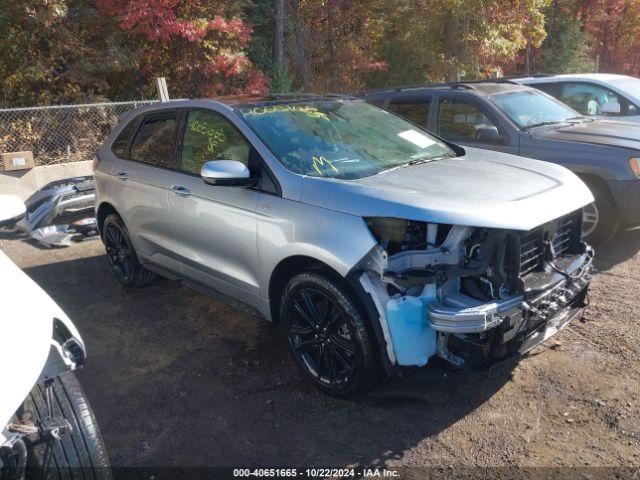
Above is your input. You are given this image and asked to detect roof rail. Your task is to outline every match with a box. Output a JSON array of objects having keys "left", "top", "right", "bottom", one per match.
[
  {"left": 500, "top": 73, "right": 554, "bottom": 80},
  {"left": 361, "top": 82, "right": 475, "bottom": 96},
  {"left": 361, "top": 78, "right": 521, "bottom": 96}
]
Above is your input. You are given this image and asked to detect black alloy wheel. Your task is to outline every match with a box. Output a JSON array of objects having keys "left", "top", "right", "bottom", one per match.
[
  {"left": 104, "top": 221, "right": 134, "bottom": 283},
  {"left": 102, "top": 214, "right": 156, "bottom": 287},
  {"left": 282, "top": 271, "right": 379, "bottom": 395}
]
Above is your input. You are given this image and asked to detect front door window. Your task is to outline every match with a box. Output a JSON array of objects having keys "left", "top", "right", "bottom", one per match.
[
  {"left": 180, "top": 110, "right": 251, "bottom": 175},
  {"left": 437, "top": 98, "right": 501, "bottom": 143}
]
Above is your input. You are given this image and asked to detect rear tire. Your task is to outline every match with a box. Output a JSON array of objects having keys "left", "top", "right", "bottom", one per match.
[
  {"left": 22, "top": 372, "right": 111, "bottom": 479},
  {"left": 102, "top": 214, "right": 156, "bottom": 287},
  {"left": 281, "top": 271, "right": 380, "bottom": 396},
  {"left": 581, "top": 179, "right": 618, "bottom": 245}
]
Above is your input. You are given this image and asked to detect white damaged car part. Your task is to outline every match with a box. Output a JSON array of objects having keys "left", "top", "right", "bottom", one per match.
[{"left": 0, "top": 195, "right": 111, "bottom": 479}]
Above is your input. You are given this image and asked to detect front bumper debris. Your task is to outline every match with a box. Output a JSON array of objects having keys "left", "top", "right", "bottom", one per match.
[
  {"left": 429, "top": 250, "right": 593, "bottom": 336},
  {"left": 517, "top": 303, "right": 584, "bottom": 354},
  {"left": 427, "top": 294, "right": 523, "bottom": 333}
]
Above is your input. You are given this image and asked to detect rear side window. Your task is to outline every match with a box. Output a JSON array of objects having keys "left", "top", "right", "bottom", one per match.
[
  {"left": 180, "top": 110, "right": 250, "bottom": 175},
  {"left": 130, "top": 114, "right": 178, "bottom": 168},
  {"left": 389, "top": 100, "right": 430, "bottom": 127},
  {"left": 111, "top": 119, "right": 138, "bottom": 158},
  {"left": 557, "top": 82, "right": 627, "bottom": 116}
]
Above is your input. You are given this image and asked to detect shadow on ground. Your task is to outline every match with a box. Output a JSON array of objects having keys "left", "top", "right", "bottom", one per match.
[
  {"left": 24, "top": 253, "right": 515, "bottom": 468},
  {"left": 594, "top": 227, "right": 640, "bottom": 272}
]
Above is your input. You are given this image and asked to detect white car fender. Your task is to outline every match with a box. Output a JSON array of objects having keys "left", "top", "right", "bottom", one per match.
[{"left": 0, "top": 250, "right": 85, "bottom": 444}]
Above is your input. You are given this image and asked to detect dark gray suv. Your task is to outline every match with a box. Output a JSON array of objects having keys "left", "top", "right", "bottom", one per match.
[{"left": 363, "top": 81, "right": 640, "bottom": 244}]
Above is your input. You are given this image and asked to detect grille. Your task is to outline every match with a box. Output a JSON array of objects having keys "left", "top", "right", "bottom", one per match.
[
  {"left": 519, "top": 231, "right": 543, "bottom": 276},
  {"left": 552, "top": 216, "right": 574, "bottom": 255},
  {"left": 518, "top": 212, "right": 579, "bottom": 277}
]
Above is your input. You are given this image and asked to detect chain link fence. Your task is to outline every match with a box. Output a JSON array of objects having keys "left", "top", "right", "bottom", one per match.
[{"left": 0, "top": 100, "right": 158, "bottom": 171}]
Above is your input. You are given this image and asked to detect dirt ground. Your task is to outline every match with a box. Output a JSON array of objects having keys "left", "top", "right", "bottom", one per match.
[{"left": 2, "top": 229, "right": 639, "bottom": 473}]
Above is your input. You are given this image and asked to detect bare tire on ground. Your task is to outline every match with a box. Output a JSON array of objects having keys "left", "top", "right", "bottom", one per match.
[
  {"left": 22, "top": 372, "right": 112, "bottom": 479},
  {"left": 281, "top": 270, "right": 380, "bottom": 396},
  {"left": 102, "top": 213, "right": 156, "bottom": 287}
]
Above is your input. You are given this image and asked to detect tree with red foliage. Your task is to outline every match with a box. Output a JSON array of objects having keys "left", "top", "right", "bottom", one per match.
[
  {"left": 577, "top": 0, "right": 640, "bottom": 75},
  {"left": 94, "top": 0, "right": 267, "bottom": 97}
]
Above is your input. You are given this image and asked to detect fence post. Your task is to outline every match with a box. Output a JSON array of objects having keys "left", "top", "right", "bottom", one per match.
[{"left": 156, "top": 78, "right": 170, "bottom": 102}]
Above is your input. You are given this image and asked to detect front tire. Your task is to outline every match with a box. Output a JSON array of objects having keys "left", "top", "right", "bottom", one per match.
[
  {"left": 22, "top": 372, "right": 112, "bottom": 479},
  {"left": 102, "top": 214, "right": 156, "bottom": 287},
  {"left": 281, "top": 271, "right": 380, "bottom": 396},
  {"left": 581, "top": 179, "right": 618, "bottom": 245}
]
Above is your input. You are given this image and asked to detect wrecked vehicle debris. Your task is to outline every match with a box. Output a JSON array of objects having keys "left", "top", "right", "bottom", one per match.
[
  {"left": 29, "top": 218, "right": 98, "bottom": 247},
  {"left": 358, "top": 210, "right": 593, "bottom": 369},
  {"left": 14, "top": 176, "right": 98, "bottom": 246},
  {"left": 95, "top": 96, "right": 594, "bottom": 395}
]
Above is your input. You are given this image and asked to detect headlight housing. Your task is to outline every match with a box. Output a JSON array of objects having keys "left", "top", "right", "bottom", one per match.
[{"left": 629, "top": 157, "right": 640, "bottom": 179}]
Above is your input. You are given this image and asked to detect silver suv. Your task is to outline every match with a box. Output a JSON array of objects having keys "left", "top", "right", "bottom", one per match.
[{"left": 94, "top": 95, "right": 595, "bottom": 395}]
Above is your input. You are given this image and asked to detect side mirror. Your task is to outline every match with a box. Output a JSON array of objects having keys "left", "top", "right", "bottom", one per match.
[
  {"left": 201, "top": 160, "right": 258, "bottom": 187},
  {"left": 0, "top": 194, "right": 26, "bottom": 228},
  {"left": 475, "top": 125, "right": 504, "bottom": 144},
  {"left": 600, "top": 100, "right": 621, "bottom": 115}
]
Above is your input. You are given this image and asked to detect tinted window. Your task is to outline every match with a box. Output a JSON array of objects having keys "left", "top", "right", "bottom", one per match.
[
  {"left": 558, "top": 82, "right": 625, "bottom": 116},
  {"left": 180, "top": 110, "right": 250, "bottom": 175},
  {"left": 438, "top": 99, "right": 499, "bottom": 141},
  {"left": 130, "top": 115, "right": 177, "bottom": 168},
  {"left": 238, "top": 101, "right": 454, "bottom": 180},
  {"left": 492, "top": 89, "right": 579, "bottom": 128},
  {"left": 609, "top": 77, "right": 640, "bottom": 113},
  {"left": 389, "top": 100, "right": 430, "bottom": 127},
  {"left": 111, "top": 119, "right": 138, "bottom": 158},
  {"left": 532, "top": 82, "right": 559, "bottom": 96}
]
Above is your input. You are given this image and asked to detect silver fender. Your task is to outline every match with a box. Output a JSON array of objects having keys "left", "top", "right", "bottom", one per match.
[{"left": 256, "top": 193, "right": 376, "bottom": 319}]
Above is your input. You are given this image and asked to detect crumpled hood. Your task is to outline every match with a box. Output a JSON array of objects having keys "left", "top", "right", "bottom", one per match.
[
  {"left": 300, "top": 147, "right": 593, "bottom": 231},
  {"left": 533, "top": 119, "right": 640, "bottom": 151}
]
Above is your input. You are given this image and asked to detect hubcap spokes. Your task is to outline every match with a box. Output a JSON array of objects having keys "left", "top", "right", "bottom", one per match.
[
  {"left": 582, "top": 202, "right": 599, "bottom": 238},
  {"left": 105, "top": 224, "right": 132, "bottom": 281},
  {"left": 288, "top": 288, "right": 356, "bottom": 387}
]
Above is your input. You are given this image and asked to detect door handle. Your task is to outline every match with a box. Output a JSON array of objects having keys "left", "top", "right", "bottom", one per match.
[
  {"left": 170, "top": 185, "right": 191, "bottom": 197},
  {"left": 115, "top": 171, "right": 128, "bottom": 181}
]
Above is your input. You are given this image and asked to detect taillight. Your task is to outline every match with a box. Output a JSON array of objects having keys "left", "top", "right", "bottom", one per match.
[{"left": 92, "top": 153, "right": 102, "bottom": 171}]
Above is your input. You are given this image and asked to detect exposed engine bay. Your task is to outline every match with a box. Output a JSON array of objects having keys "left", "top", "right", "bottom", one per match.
[{"left": 356, "top": 209, "right": 594, "bottom": 368}]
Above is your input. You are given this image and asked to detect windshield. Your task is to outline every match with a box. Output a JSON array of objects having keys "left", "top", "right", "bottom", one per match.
[
  {"left": 491, "top": 89, "right": 582, "bottom": 129},
  {"left": 610, "top": 77, "right": 640, "bottom": 101},
  {"left": 237, "top": 100, "right": 455, "bottom": 180}
]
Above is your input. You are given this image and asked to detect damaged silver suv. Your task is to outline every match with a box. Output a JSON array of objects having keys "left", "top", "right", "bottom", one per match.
[{"left": 94, "top": 95, "right": 595, "bottom": 395}]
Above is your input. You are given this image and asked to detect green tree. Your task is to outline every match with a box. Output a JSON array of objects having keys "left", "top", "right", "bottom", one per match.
[
  {"left": 533, "top": 0, "right": 595, "bottom": 73},
  {"left": 369, "top": 0, "right": 549, "bottom": 88}
]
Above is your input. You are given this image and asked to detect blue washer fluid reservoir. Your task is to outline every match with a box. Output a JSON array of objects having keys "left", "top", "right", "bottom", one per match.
[{"left": 386, "top": 284, "right": 438, "bottom": 366}]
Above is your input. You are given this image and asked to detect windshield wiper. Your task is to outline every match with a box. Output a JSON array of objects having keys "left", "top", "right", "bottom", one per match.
[
  {"left": 379, "top": 154, "right": 454, "bottom": 174},
  {"left": 527, "top": 116, "right": 592, "bottom": 129},
  {"left": 402, "top": 154, "right": 453, "bottom": 168},
  {"left": 526, "top": 120, "right": 563, "bottom": 129},
  {"left": 567, "top": 115, "right": 593, "bottom": 123}
]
